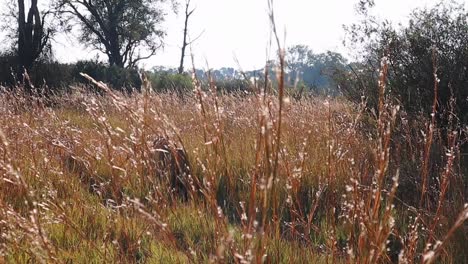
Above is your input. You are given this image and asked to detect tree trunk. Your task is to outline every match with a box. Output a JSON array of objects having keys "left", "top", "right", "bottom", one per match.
[
  {"left": 178, "top": 17, "right": 188, "bottom": 74},
  {"left": 178, "top": 0, "right": 193, "bottom": 74},
  {"left": 107, "top": 14, "right": 124, "bottom": 68},
  {"left": 17, "top": 0, "right": 46, "bottom": 89}
]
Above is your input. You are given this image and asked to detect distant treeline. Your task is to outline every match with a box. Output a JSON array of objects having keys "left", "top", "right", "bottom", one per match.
[
  {"left": 1, "top": 1, "right": 467, "bottom": 129},
  {"left": 0, "top": 50, "right": 345, "bottom": 96},
  {"left": 0, "top": 54, "right": 140, "bottom": 93}
]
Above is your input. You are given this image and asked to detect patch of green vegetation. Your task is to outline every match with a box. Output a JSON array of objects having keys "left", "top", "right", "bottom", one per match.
[{"left": 167, "top": 205, "right": 217, "bottom": 262}]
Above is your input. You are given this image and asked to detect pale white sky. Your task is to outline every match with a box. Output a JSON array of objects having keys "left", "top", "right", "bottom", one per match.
[{"left": 1, "top": 0, "right": 460, "bottom": 70}]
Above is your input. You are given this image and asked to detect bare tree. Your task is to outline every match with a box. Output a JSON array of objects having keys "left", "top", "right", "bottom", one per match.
[{"left": 178, "top": 0, "right": 202, "bottom": 74}]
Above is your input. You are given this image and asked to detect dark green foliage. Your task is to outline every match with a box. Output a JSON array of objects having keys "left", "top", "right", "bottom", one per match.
[
  {"left": 214, "top": 79, "right": 251, "bottom": 93},
  {"left": 148, "top": 72, "right": 194, "bottom": 93},
  {"left": 0, "top": 52, "right": 18, "bottom": 86},
  {"left": 73, "top": 60, "right": 142, "bottom": 92},
  {"left": 0, "top": 52, "right": 73, "bottom": 89},
  {"left": 339, "top": 1, "right": 468, "bottom": 125},
  {"left": 32, "top": 62, "right": 74, "bottom": 90},
  {"left": 0, "top": 55, "right": 141, "bottom": 92}
]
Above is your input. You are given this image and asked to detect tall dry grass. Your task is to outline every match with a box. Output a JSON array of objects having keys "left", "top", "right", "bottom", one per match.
[
  {"left": 0, "top": 12, "right": 467, "bottom": 262},
  {"left": 0, "top": 58, "right": 466, "bottom": 263}
]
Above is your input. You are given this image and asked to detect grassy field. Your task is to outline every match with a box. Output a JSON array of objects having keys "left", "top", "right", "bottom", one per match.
[{"left": 0, "top": 70, "right": 467, "bottom": 263}]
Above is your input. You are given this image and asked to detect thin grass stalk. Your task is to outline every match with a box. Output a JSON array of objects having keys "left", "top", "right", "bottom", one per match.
[
  {"left": 419, "top": 48, "right": 439, "bottom": 209},
  {"left": 267, "top": 0, "right": 286, "bottom": 246},
  {"left": 428, "top": 131, "right": 458, "bottom": 241},
  {"left": 422, "top": 204, "right": 468, "bottom": 264}
]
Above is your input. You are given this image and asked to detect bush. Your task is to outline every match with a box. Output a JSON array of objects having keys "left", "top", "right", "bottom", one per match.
[
  {"left": 214, "top": 79, "right": 251, "bottom": 93},
  {"left": 339, "top": 2, "right": 468, "bottom": 126},
  {"left": 148, "top": 72, "right": 194, "bottom": 93},
  {"left": 0, "top": 52, "right": 75, "bottom": 91},
  {"left": 73, "top": 60, "right": 142, "bottom": 93},
  {"left": 30, "top": 62, "right": 75, "bottom": 91},
  {"left": 0, "top": 52, "right": 19, "bottom": 86},
  {"left": 0, "top": 57, "right": 142, "bottom": 93}
]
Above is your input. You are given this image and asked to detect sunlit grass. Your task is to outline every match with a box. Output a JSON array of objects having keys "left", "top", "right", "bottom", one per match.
[{"left": 0, "top": 81, "right": 466, "bottom": 263}]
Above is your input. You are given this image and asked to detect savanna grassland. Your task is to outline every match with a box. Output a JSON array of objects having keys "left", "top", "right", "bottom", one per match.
[{"left": 0, "top": 65, "right": 467, "bottom": 264}]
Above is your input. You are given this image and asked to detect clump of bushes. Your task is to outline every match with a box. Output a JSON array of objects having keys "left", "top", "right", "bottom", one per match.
[
  {"left": 0, "top": 52, "right": 18, "bottom": 86},
  {"left": 0, "top": 54, "right": 142, "bottom": 92},
  {"left": 338, "top": 2, "right": 468, "bottom": 126},
  {"left": 73, "top": 61, "right": 142, "bottom": 93},
  {"left": 148, "top": 72, "right": 194, "bottom": 94},
  {"left": 214, "top": 79, "right": 251, "bottom": 93},
  {"left": 0, "top": 52, "right": 75, "bottom": 90}
]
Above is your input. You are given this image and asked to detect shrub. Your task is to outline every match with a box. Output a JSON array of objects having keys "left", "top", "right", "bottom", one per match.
[
  {"left": 0, "top": 52, "right": 19, "bottom": 86},
  {"left": 72, "top": 60, "right": 142, "bottom": 92},
  {"left": 0, "top": 52, "right": 75, "bottom": 92},
  {"left": 214, "top": 79, "right": 251, "bottom": 93},
  {"left": 148, "top": 72, "right": 194, "bottom": 93},
  {"left": 339, "top": 2, "right": 468, "bottom": 126}
]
